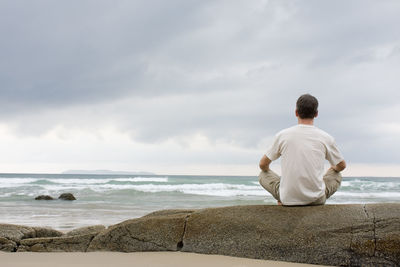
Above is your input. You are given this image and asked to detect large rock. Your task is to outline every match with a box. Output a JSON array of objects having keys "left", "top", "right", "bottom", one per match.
[
  {"left": 0, "top": 224, "right": 63, "bottom": 252},
  {"left": 1, "top": 204, "right": 399, "bottom": 266},
  {"left": 32, "top": 227, "right": 63, "bottom": 238},
  {"left": 0, "top": 224, "right": 36, "bottom": 244},
  {"left": 142, "top": 209, "right": 195, "bottom": 218},
  {"left": 16, "top": 226, "right": 100, "bottom": 252},
  {"left": 180, "top": 204, "right": 399, "bottom": 266},
  {"left": 18, "top": 233, "right": 96, "bottom": 252},
  {"left": 65, "top": 225, "right": 106, "bottom": 237},
  {"left": 366, "top": 204, "right": 400, "bottom": 264},
  {"left": 0, "top": 237, "right": 17, "bottom": 252},
  {"left": 87, "top": 210, "right": 192, "bottom": 252}
]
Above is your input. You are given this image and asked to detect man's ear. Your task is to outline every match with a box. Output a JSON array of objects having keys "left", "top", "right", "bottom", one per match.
[
  {"left": 315, "top": 111, "right": 318, "bottom": 118},
  {"left": 295, "top": 109, "right": 299, "bottom": 117}
]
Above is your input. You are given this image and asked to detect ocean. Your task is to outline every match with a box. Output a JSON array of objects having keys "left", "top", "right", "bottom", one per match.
[{"left": 1, "top": 173, "right": 399, "bottom": 230}]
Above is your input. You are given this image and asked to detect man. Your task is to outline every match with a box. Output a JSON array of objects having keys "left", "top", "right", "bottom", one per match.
[{"left": 259, "top": 94, "right": 346, "bottom": 206}]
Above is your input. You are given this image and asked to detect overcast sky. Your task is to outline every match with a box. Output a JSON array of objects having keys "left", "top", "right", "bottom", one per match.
[{"left": 0, "top": 0, "right": 399, "bottom": 176}]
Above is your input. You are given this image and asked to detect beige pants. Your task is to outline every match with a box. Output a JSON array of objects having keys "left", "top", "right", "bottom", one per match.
[{"left": 258, "top": 168, "right": 342, "bottom": 205}]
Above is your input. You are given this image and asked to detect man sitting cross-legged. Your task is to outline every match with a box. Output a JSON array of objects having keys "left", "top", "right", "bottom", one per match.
[{"left": 259, "top": 94, "right": 346, "bottom": 206}]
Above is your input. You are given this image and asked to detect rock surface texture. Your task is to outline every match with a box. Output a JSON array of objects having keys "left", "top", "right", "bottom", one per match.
[
  {"left": 1, "top": 204, "right": 399, "bottom": 266},
  {"left": 34, "top": 195, "right": 54, "bottom": 200},
  {"left": 58, "top": 193, "right": 76, "bottom": 200},
  {"left": 65, "top": 225, "right": 106, "bottom": 237},
  {"left": 0, "top": 224, "right": 63, "bottom": 252},
  {"left": 87, "top": 210, "right": 192, "bottom": 252}
]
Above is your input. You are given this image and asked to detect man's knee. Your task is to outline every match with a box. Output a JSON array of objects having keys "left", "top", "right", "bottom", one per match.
[
  {"left": 258, "top": 170, "right": 265, "bottom": 182},
  {"left": 258, "top": 170, "right": 269, "bottom": 181},
  {"left": 258, "top": 171, "right": 269, "bottom": 188},
  {"left": 259, "top": 170, "right": 278, "bottom": 185},
  {"left": 324, "top": 169, "right": 342, "bottom": 199},
  {"left": 258, "top": 170, "right": 281, "bottom": 201}
]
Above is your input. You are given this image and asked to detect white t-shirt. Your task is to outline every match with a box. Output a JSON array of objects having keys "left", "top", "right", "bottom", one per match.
[{"left": 265, "top": 124, "right": 344, "bottom": 205}]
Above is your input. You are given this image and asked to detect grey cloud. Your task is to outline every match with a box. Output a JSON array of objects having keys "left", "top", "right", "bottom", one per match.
[
  {"left": 1, "top": 0, "right": 400, "bottom": 166},
  {"left": 0, "top": 0, "right": 208, "bottom": 112}
]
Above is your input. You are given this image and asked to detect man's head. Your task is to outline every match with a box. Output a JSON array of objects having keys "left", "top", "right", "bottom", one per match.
[{"left": 296, "top": 94, "right": 318, "bottom": 119}]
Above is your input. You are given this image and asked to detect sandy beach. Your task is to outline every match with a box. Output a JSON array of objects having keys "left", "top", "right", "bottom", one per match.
[{"left": 0, "top": 252, "right": 327, "bottom": 267}]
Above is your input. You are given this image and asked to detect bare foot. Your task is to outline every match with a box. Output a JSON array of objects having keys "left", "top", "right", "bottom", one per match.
[{"left": 277, "top": 201, "right": 282, "bottom": 206}]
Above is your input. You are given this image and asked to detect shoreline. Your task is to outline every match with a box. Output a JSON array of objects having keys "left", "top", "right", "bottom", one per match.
[
  {"left": 0, "top": 252, "right": 327, "bottom": 267},
  {"left": 1, "top": 175, "right": 399, "bottom": 231}
]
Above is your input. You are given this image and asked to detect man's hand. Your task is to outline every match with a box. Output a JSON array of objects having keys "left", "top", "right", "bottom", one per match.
[
  {"left": 259, "top": 155, "right": 272, "bottom": 172},
  {"left": 331, "top": 160, "right": 346, "bottom": 172}
]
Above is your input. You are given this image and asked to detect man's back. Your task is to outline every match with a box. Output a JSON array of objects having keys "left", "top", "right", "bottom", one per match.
[
  {"left": 266, "top": 124, "right": 343, "bottom": 205},
  {"left": 259, "top": 94, "right": 346, "bottom": 206}
]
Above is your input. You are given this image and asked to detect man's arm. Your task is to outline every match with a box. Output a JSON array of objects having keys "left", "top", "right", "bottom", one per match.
[
  {"left": 331, "top": 160, "right": 346, "bottom": 172},
  {"left": 259, "top": 155, "right": 272, "bottom": 172}
]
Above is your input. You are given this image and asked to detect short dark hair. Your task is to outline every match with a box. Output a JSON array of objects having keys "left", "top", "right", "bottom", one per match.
[{"left": 296, "top": 94, "right": 318, "bottom": 119}]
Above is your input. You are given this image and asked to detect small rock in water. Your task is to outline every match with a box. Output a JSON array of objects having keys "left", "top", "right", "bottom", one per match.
[
  {"left": 58, "top": 193, "right": 76, "bottom": 201},
  {"left": 35, "top": 195, "right": 54, "bottom": 200}
]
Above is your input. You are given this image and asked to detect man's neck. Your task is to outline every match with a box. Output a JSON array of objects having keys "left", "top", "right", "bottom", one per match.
[{"left": 298, "top": 118, "right": 314, "bottom": 125}]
